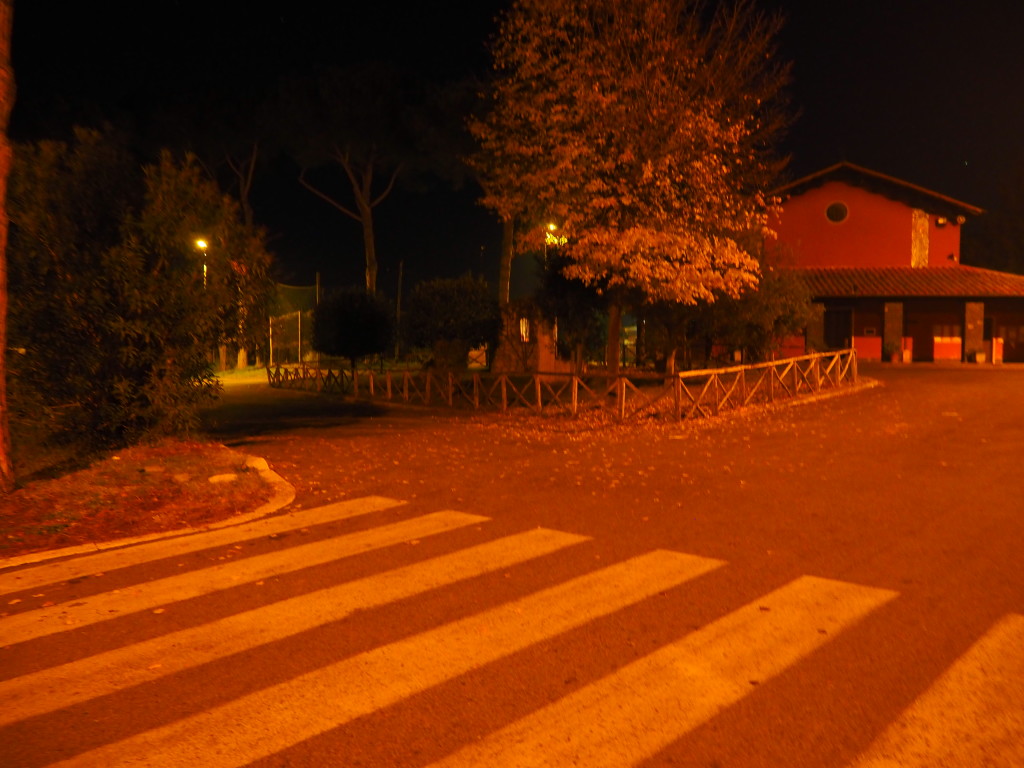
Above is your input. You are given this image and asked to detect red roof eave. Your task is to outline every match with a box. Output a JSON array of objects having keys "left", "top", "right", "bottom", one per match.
[
  {"left": 774, "top": 162, "right": 984, "bottom": 218},
  {"left": 787, "top": 265, "right": 1024, "bottom": 299}
]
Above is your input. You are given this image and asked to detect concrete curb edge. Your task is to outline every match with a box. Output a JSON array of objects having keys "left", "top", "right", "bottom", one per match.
[{"left": 0, "top": 452, "right": 296, "bottom": 570}]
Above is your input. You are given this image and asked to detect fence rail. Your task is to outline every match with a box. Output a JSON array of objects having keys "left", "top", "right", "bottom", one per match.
[{"left": 266, "top": 350, "right": 858, "bottom": 422}]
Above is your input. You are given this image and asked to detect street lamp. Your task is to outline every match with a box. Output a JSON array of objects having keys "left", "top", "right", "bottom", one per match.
[
  {"left": 543, "top": 222, "right": 566, "bottom": 259},
  {"left": 195, "top": 239, "right": 208, "bottom": 288}
]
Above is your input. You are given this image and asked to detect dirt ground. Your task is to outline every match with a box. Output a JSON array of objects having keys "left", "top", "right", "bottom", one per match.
[{"left": 0, "top": 439, "right": 272, "bottom": 558}]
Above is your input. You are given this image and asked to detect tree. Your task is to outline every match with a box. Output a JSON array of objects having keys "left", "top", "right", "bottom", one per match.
[
  {"left": 474, "top": 0, "right": 791, "bottom": 371},
  {"left": 149, "top": 78, "right": 275, "bottom": 231},
  {"left": 403, "top": 274, "right": 502, "bottom": 370},
  {"left": 286, "top": 64, "right": 462, "bottom": 294},
  {"left": 312, "top": 288, "right": 394, "bottom": 372},
  {"left": 133, "top": 151, "right": 275, "bottom": 366},
  {"left": 534, "top": 254, "right": 608, "bottom": 372},
  {"left": 644, "top": 262, "right": 812, "bottom": 371},
  {"left": 8, "top": 130, "right": 273, "bottom": 446},
  {"left": 708, "top": 265, "right": 813, "bottom": 362},
  {"left": 0, "top": 0, "right": 13, "bottom": 491}
]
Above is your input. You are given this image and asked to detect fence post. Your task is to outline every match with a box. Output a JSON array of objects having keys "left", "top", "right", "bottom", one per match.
[
  {"left": 673, "top": 375, "right": 681, "bottom": 420},
  {"left": 534, "top": 375, "right": 542, "bottom": 413},
  {"left": 448, "top": 373, "right": 454, "bottom": 407},
  {"left": 617, "top": 376, "right": 626, "bottom": 420},
  {"left": 571, "top": 376, "right": 579, "bottom": 415},
  {"left": 501, "top": 375, "right": 508, "bottom": 412},
  {"left": 473, "top": 374, "right": 480, "bottom": 408}
]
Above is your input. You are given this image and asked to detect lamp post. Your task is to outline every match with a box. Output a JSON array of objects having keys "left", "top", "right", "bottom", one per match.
[
  {"left": 195, "top": 238, "right": 208, "bottom": 288},
  {"left": 543, "top": 222, "right": 566, "bottom": 260}
]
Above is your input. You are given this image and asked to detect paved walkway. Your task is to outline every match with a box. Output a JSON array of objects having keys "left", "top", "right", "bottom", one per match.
[{"left": 1, "top": 363, "right": 1021, "bottom": 766}]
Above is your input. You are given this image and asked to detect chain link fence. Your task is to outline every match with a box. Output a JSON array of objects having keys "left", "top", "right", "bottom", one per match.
[{"left": 268, "top": 284, "right": 318, "bottom": 367}]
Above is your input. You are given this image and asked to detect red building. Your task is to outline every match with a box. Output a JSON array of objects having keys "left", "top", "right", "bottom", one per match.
[{"left": 771, "top": 162, "right": 1024, "bottom": 362}]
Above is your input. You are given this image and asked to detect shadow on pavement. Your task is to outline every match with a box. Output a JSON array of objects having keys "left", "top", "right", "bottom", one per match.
[{"left": 200, "top": 381, "right": 394, "bottom": 440}]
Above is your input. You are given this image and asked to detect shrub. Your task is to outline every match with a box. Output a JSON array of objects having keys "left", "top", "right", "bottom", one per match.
[
  {"left": 312, "top": 288, "right": 395, "bottom": 369},
  {"left": 403, "top": 274, "right": 502, "bottom": 369},
  {"left": 8, "top": 129, "right": 273, "bottom": 446}
]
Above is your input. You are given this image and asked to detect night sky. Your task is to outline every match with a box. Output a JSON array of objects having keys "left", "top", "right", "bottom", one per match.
[{"left": 11, "top": 0, "right": 1024, "bottom": 293}]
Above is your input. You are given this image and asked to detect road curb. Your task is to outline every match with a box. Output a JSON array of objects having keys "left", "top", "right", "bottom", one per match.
[
  {"left": 779, "top": 376, "right": 882, "bottom": 408},
  {"left": 0, "top": 452, "right": 296, "bottom": 570}
]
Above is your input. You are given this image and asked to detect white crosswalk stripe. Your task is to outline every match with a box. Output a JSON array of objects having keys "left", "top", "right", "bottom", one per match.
[
  {"left": 43, "top": 548, "right": 724, "bottom": 768},
  {"left": 0, "top": 510, "right": 485, "bottom": 646},
  {"left": 1, "top": 495, "right": 1021, "bottom": 768},
  {"left": 847, "top": 613, "right": 1024, "bottom": 768},
  {"left": 0, "top": 495, "right": 405, "bottom": 596},
  {"left": 426, "top": 575, "right": 898, "bottom": 768},
  {"left": 0, "top": 527, "right": 588, "bottom": 727}
]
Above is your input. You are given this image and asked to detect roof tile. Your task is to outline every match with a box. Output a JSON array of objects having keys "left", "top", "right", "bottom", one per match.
[{"left": 790, "top": 265, "right": 1024, "bottom": 299}]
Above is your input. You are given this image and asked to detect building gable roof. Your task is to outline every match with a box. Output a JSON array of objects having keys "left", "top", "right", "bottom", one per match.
[
  {"left": 775, "top": 162, "right": 983, "bottom": 220},
  {"left": 793, "top": 265, "right": 1024, "bottom": 299}
]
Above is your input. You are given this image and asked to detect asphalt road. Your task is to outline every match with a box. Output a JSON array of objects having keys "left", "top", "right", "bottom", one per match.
[{"left": 2, "top": 363, "right": 1022, "bottom": 767}]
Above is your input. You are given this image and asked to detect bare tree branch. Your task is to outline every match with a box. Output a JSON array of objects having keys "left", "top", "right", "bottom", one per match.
[{"left": 298, "top": 168, "right": 361, "bottom": 221}]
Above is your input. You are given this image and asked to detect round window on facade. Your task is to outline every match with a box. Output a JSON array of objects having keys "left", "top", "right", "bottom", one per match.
[{"left": 826, "top": 202, "right": 849, "bottom": 223}]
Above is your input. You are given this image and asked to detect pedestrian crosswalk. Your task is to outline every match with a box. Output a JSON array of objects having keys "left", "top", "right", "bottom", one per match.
[
  {"left": 426, "top": 575, "right": 897, "bottom": 768},
  {"left": 847, "top": 613, "right": 1024, "bottom": 768},
  {"left": 0, "top": 495, "right": 1021, "bottom": 767},
  {"left": 3, "top": 509, "right": 487, "bottom": 646}
]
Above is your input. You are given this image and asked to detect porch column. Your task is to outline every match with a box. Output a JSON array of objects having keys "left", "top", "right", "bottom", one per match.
[
  {"left": 964, "top": 301, "right": 985, "bottom": 362},
  {"left": 883, "top": 301, "right": 904, "bottom": 359}
]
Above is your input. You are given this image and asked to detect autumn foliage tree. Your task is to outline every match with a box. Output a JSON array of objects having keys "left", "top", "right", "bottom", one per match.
[{"left": 472, "top": 0, "right": 790, "bottom": 371}]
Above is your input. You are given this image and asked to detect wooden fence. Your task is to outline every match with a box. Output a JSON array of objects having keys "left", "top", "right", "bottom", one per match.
[{"left": 266, "top": 349, "right": 858, "bottom": 422}]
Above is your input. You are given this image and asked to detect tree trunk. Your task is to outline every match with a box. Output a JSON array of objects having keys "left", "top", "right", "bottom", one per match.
[
  {"left": 298, "top": 152, "right": 397, "bottom": 299},
  {"left": 634, "top": 309, "right": 646, "bottom": 367},
  {"left": 497, "top": 216, "right": 514, "bottom": 305},
  {"left": 666, "top": 347, "right": 677, "bottom": 376},
  {"left": 0, "top": 0, "right": 14, "bottom": 493},
  {"left": 360, "top": 202, "right": 377, "bottom": 294},
  {"left": 606, "top": 299, "right": 622, "bottom": 375}
]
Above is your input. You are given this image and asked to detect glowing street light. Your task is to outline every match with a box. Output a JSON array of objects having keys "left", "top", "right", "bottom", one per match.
[
  {"left": 195, "top": 238, "right": 208, "bottom": 287},
  {"left": 543, "top": 222, "right": 566, "bottom": 259}
]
